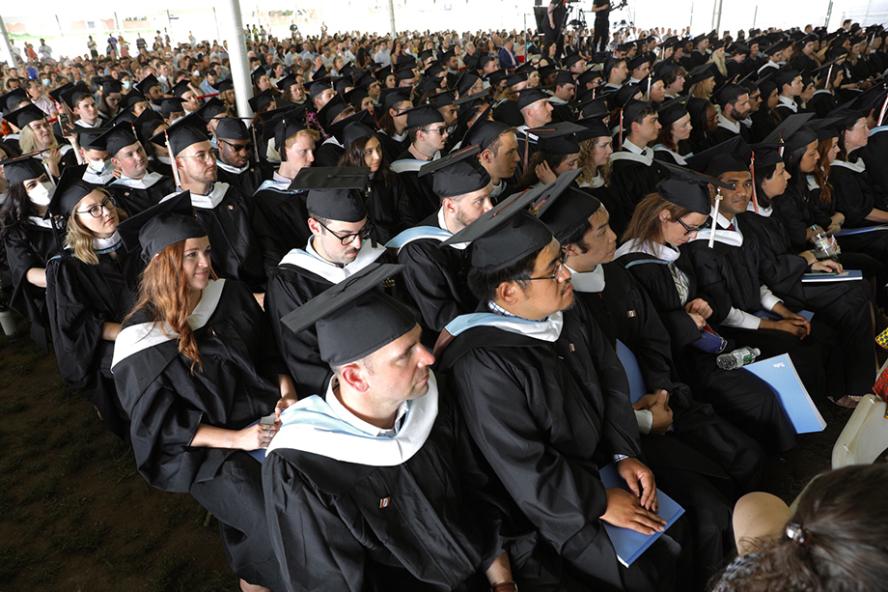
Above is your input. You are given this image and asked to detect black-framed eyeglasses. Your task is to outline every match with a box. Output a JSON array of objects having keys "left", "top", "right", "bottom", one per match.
[
  {"left": 527, "top": 254, "right": 568, "bottom": 282},
  {"left": 673, "top": 217, "right": 700, "bottom": 235},
  {"left": 76, "top": 196, "right": 117, "bottom": 218},
  {"left": 219, "top": 139, "right": 253, "bottom": 152},
  {"left": 423, "top": 125, "right": 448, "bottom": 136},
  {"left": 317, "top": 219, "right": 373, "bottom": 245}
]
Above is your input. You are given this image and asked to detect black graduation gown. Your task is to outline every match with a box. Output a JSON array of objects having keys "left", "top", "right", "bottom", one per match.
[
  {"left": 378, "top": 130, "right": 409, "bottom": 164},
  {"left": 829, "top": 159, "right": 888, "bottom": 266},
  {"left": 45, "top": 246, "right": 142, "bottom": 437},
  {"left": 313, "top": 137, "right": 345, "bottom": 167},
  {"left": 396, "top": 214, "right": 477, "bottom": 340},
  {"left": 392, "top": 151, "right": 440, "bottom": 231},
  {"left": 550, "top": 101, "right": 576, "bottom": 123},
  {"left": 366, "top": 172, "right": 406, "bottom": 244},
  {"left": 608, "top": 150, "right": 662, "bottom": 215},
  {"left": 112, "top": 280, "right": 283, "bottom": 588},
  {"left": 807, "top": 91, "right": 838, "bottom": 119},
  {"left": 585, "top": 183, "right": 632, "bottom": 240},
  {"left": 2, "top": 219, "right": 60, "bottom": 349},
  {"left": 251, "top": 182, "right": 312, "bottom": 277},
  {"left": 106, "top": 174, "right": 176, "bottom": 215},
  {"left": 749, "top": 108, "right": 779, "bottom": 143},
  {"left": 148, "top": 157, "right": 174, "bottom": 179},
  {"left": 263, "top": 393, "right": 517, "bottom": 592},
  {"left": 191, "top": 185, "right": 266, "bottom": 292},
  {"left": 861, "top": 127, "right": 888, "bottom": 199},
  {"left": 617, "top": 250, "right": 797, "bottom": 452},
  {"left": 216, "top": 162, "right": 265, "bottom": 199},
  {"left": 438, "top": 318, "right": 678, "bottom": 591}
]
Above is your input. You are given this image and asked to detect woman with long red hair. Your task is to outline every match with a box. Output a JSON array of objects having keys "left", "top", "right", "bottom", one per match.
[{"left": 112, "top": 193, "right": 295, "bottom": 592}]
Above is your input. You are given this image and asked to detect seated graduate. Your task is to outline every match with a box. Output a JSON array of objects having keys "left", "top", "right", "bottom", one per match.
[
  {"left": 44, "top": 166, "right": 142, "bottom": 438},
  {"left": 152, "top": 115, "right": 266, "bottom": 296},
  {"left": 710, "top": 84, "right": 753, "bottom": 145},
  {"left": 0, "top": 156, "right": 62, "bottom": 349},
  {"left": 313, "top": 94, "right": 359, "bottom": 167},
  {"left": 541, "top": 187, "right": 764, "bottom": 588},
  {"left": 461, "top": 117, "right": 520, "bottom": 204},
  {"left": 436, "top": 186, "right": 679, "bottom": 591},
  {"left": 112, "top": 193, "right": 294, "bottom": 592},
  {"left": 266, "top": 167, "right": 389, "bottom": 398},
  {"left": 860, "top": 103, "right": 887, "bottom": 197},
  {"left": 608, "top": 99, "right": 665, "bottom": 217},
  {"left": 391, "top": 105, "right": 449, "bottom": 229},
  {"left": 76, "top": 128, "right": 116, "bottom": 186},
  {"left": 387, "top": 146, "right": 492, "bottom": 342},
  {"left": 264, "top": 264, "right": 526, "bottom": 592},
  {"left": 512, "top": 88, "right": 554, "bottom": 171},
  {"left": 336, "top": 121, "right": 406, "bottom": 243},
  {"left": 5, "top": 102, "right": 77, "bottom": 178},
  {"left": 516, "top": 121, "right": 583, "bottom": 191},
  {"left": 375, "top": 87, "right": 413, "bottom": 162},
  {"left": 213, "top": 117, "right": 266, "bottom": 199},
  {"left": 652, "top": 98, "right": 694, "bottom": 167},
  {"left": 252, "top": 109, "right": 318, "bottom": 276},
  {"left": 99, "top": 122, "right": 175, "bottom": 215},
  {"left": 615, "top": 173, "right": 797, "bottom": 452}
]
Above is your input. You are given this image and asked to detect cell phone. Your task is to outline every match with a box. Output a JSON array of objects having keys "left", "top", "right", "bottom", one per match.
[{"left": 57, "top": 111, "right": 75, "bottom": 136}]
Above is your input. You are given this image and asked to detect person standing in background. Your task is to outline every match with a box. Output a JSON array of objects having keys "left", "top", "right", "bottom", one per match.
[{"left": 592, "top": 0, "right": 612, "bottom": 52}]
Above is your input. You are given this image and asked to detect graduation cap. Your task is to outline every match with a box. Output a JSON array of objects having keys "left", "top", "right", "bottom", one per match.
[
  {"left": 762, "top": 112, "right": 814, "bottom": 145},
  {"left": 135, "top": 108, "right": 166, "bottom": 144},
  {"left": 657, "top": 160, "right": 731, "bottom": 213},
  {"left": 96, "top": 121, "right": 139, "bottom": 156},
  {"left": 564, "top": 54, "right": 585, "bottom": 70},
  {"left": 308, "top": 77, "right": 334, "bottom": 99},
  {"left": 317, "top": 94, "right": 352, "bottom": 129},
  {"left": 118, "top": 191, "right": 205, "bottom": 262},
  {"left": 48, "top": 164, "right": 96, "bottom": 218},
  {"left": 456, "top": 72, "right": 481, "bottom": 95},
  {"left": 485, "top": 70, "right": 508, "bottom": 88},
  {"left": 160, "top": 97, "right": 185, "bottom": 117},
  {"left": 342, "top": 121, "right": 376, "bottom": 149},
  {"left": 344, "top": 86, "right": 369, "bottom": 111},
  {"left": 421, "top": 145, "right": 490, "bottom": 198},
  {"left": 149, "top": 113, "right": 209, "bottom": 156},
  {"left": 0, "top": 88, "right": 29, "bottom": 113},
  {"left": 122, "top": 91, "right": 148, "bottom": 111},
  {"left": 4, "top": 103, "right": 46, "bottom": 129},
  {"left": 101, "top": 78, "right": 123, "bottom": 96},
  {"left": 250, "top": 65, "right": 268, "bottom": 84},
  {"left": 215, "top": 79, "right": 234, "bottom": 93},
  {"left": 554, "top": 70, "right": 575, "bottom": 87},
  {"left": 326, "top": 108, "right": 372, "bottom": 141},
  {"left": 656, "top": 97, "right": 690, "bottom": 127},
  {"left": 686, "top": 64, "right": 717, "bottom": 86},
  {"left": 492, "top": 100, "right": 524, "bottom": 127},
  {"left": 463, "top": 118, "right": 511, "bottom": 151},
  {"left": 449, "top": 171, "right": 581, "bottom": 271},
  {"left": 539, "top": 186, "right": 602, "bottom": 243},
  {"left": 62, "top": 83, "right": 93, "bottom": 109},
  {"left": 774, "top": 68, "right": 801, "bottom": 88},
  {"left": 273, "top": 111, "right": 307, "bottom": 161},
  {"left": 628, "top": 54, "right": 652, "bottom": 71},
  {"left": 398, "top": 104, "right": 444, "bottom": 129},
  {"left": 195, "top": 97, "right": 227, "bottom": 123},
  {"left": 214, "top": 117, "right": 250, "bottom": 141},
  {"left": 47, "top": 83, "right": 74, "bottom": 105},
  {"left": 77, "top": 127, "right": 108, "bottom": 151},
  {"left": 279, "top": 263, "right": 415, "bottom": 366},
  {"left": 275, "top": 73, "right": 299, "bottom": 92},
  {"left": 428, "top": 90, "right": 456, "bottom": 109},
  {"left": 395, "top": 66, "right": 417, "bottom": 82},
  {"left": 527, "top": 122, "right": 585, "bottom": 155},
  {"left": 454, "top": 89, "right": 490, "bottom": 107},
  {"left": 380, "top": 87, "right": 412, "bottom": 111},
  {"left": 516, "top": 88, "right": 549, "bottom": 110},
  {"left": 108, "top": 107, "right": 136, "bottom": 128},
  {"left": 249, "top": 89, "right": 277, "bottom": 113},
  {"left": 1, "top": 156, "right": 46, "bottom": 187},
  {"left": 134, "top": 74, "right": 161, "bottom": 95},
  {"left": 334, "top": 77, "right": 353, "bottom": 96},
  {"left": 577, "top": 68, "right": 603, "bottom": 88},
  {"left": 764, "top": 39, "right": 791, "bottom": 55},
  {"left": 686, "top": 137, "right": 749, "bottom": 177},
  {"left": 296, "top": 167, "right": 371, "bottom": 222}
]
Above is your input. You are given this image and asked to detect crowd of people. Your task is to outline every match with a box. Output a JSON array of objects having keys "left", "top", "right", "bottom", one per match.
[{"left": 1, "top": 10, "right": 887, "bottom": 592}]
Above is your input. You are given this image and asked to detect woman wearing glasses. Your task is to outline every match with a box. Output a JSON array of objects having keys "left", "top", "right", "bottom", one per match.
[
  {"left": 616, "top": 178, "right": 796, "bottom": 452},
  {"left": 44, "top": 165, "right": 142, "bottom": 437}
]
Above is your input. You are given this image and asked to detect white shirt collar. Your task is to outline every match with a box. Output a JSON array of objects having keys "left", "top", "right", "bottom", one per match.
[
  {"left": 569, "top": 265, "right": 606, "bottom": 293},
  {"left": 326, "top": 378, "right": 408, "bottom": 437},
  {"left": 778, "top": 95, "right": 798, "bottom": 112},
  {"left": 622, "top": 139, "right": 649, "bottom": 155},
  {"left": 615, "top": 238, "right": 681, "bottom": 262},
  {"left": 717, "top": 113, "right": 741, "bottom": 134},
  {"left": 436, "top": 207, "right": 470, "bottom": 250}
]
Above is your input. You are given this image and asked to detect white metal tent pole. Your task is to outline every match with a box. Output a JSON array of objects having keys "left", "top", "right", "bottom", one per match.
[
  {"left": 0, "top": 15, "right": 17, "bottom": 68},
  {"left": 388, "top": 0, "right": 397, "bottom": 37},
  {"left": 219, "top": 0, "right": 254, "bottom": 120},
  {"left": 714, "top": 0, "right": 724, "bottom": 33}
]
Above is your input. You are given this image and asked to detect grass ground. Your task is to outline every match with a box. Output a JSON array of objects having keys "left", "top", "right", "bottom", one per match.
[{"left": 0, "top": 328, "right": 856, "bottom": 591}]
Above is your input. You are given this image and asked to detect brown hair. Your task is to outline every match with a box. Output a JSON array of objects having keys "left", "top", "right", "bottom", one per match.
[
  {"left": 622, "top": 192, "right": 692, "bottom": 250},
  {"left": 815, "top": 138, "right": 834, "bottom": 206},
  {"left": 126, "top": 240, "right": 215, "bottom": 373}
]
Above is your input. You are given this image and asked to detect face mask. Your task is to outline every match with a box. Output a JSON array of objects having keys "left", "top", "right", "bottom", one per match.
[
  {"left": 122, "top": 80, "right": 132, "bottom": 90},
  {"left": 41, "top": 78, "right": 51, "bottom": 86},
  {"left": 88, "top": 158, "right": 111, "bottom": 174},
  {"left": 27, "top": 181, "right": 53, "bottom": 206}
]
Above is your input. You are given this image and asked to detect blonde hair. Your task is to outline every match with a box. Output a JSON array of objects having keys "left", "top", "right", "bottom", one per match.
[
  {"left": 577, "top": 138, "right": 611, "bottom": 186},
  {"left": 19, "top": 124, "right": 59, "bottom": 153},
  {"left": 64, "top": 193, "right": 125, "bottom": 266},
  {"left": 283, "top": 128, "right": 320, "bottom": 153}
]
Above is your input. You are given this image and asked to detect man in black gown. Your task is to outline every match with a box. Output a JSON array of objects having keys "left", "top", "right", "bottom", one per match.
[
  {"left": 214, "top": 117, "right": 266, "bottom": 198},
  {"left": 99, "top": 122, "right": 175, "bottom": 215}
]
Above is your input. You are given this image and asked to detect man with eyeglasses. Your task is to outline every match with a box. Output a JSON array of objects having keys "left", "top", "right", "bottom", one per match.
[
  {"left": 154, "top": 115, "right": 266, "bottom": 298},
  {"left": 266, "top": 169, "right": 392, "bottom": 397},
  {"left": 214, "top": 117, "right": 264, "bottom": 198},
  {"left": 435, "top": 178, "right": 679, "bottom": 591},
  {"left": 390, "top": 105, "right": 449, "bottom": 228}
]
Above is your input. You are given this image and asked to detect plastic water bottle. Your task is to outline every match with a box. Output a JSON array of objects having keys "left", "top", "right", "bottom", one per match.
[{"left": 716, "top": 347, "right": 762, "bottom": 370}]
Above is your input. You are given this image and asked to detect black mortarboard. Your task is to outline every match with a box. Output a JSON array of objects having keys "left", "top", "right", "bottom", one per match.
[
  {"left": 280, "top": 263, "right": 415, "bottom": 366},
  {"left": 276, "top": 73, "right": 299, "bottom": 91},
  {"left": 527, "top": 121, "right": 584, "bottom": 155},
  {"left": 774, "top": 68, "right": 801, "bottom": 88},
  {"left": 686, "top": 137, "right": 749, "bottom": 176},
  {"left": 317, "top": 94, "right": 351, "bottom": 129},
  {"left": 762, "top": 113, "right": 814, "bottom": 144},
  {"left": 248, "top": 89, "right": 276, "bottom": 113},
  {"left": 764, "top": 39, "right": 791, "bottom": 55},
  {"left": 485, "top": 70, "right": 508, "bottom": 87},
  {"left": 806, "top": 116, "right": 844, "bottom": 140},
  {"left": 342, "top": 121, "right": 375, "bottom": 148},
  {"left": 1, "top": 88, "right": 29, "bottom": 113},
  {"left": 134, "top": 74, "right": 160, "bottom": 95},
  {"left": 539, "top": 185, "right": 602, "bottom": 243},
  {"left": 395, "top": 66, "right": 417, "bottom": 82},
  {"left": 628, "top": 54, "right": 652, "bottom": 71},
  {"left": 516, "top": 88, "right": 549, "bottom": 110},
  {"left": 62, "top": 83, "right": 92, "bottom": 109},
  {"left": 122, "top": 91, "right": 148, "bottom": 111},
  {"left": 564, "top": 54, "right": 585, "bottom": 70},
  {"left": 48, "top": 83, "right": 74, "bottom": 105},
  {"left": 554, "top": 70, "right": 575, "bottom": 87},
  {"left": 196, "top": 97, "right": 227, "bottom": 122},
  {"left": 492, "top": 100, "right": 524, "bottom": 127},
  {"left": 428, "top": 90, "right": 456, "bottom": 109},
  {"left": 214, "top": 117, "right": 250, "bottom": 141},
  {"left": 398, "top": 104, "right": 444, "bottom": 129},
  {"left": 297, "top": 167, "right": 370, "bottom": 222},
  {"left": 308, "top": 77, "right": 334, "bottom": 99},
  {"left": 102, "top": 78, "right": 123, "bottom": 95},
  {"left": 456, "top": 72, "right": 481, "bottom": 95},
  {"left": 273, "top": 111, "right": 307, "bottom": 161},
  {"left": 344, "top": 86, "right": 369, "bottom": 111},
  {"left": 48, "top": 164, "right": 95, "bottom": 217},
  {"left": 1, "top": 156, "right": 46, "bottom": 187},
  {"left": 149, "top": 113, "right": 209, "bottom": 156},
  {"left": 117, "top": 191, "right": 205, "bottom": 261},
  {"left": 5, "top": 103, "right": 46, "bottom": 129},
  {"left": 215, "top": 79, "right": 234, "bottom": 93},
  {"left": 380, "top": 87, "right": 412, "bottom": 111},
  {"left": 454, "top": 89, "right": 489, "bottom": 107},
  {"left": 96, "top": 122, "right": 139, "bottom": 156},
  {"left": 576, "top": 68, "right": 603, "bottom": 88},
  {"left": 420, "top": 145, "right": 490, "bottom": 198},
  {"left": 135, "top": 108, "right": 165, "bottom": 144},
  {"left": 686, "top": 63, "right": 717, "bottom": 86},
  {"left": 657, "top": 161, "right": 732, "bottom": 212},
  {"left": 77, "top": 127, "right": 108, "bottom": 151},
  {"left": 250, "top": 65, "right": 268, "bottom": 84},
  {"left": 463, "top": 118, "right": 511, "bottom": 151},
  {"left": 160, "top": 97, "right": 185, "bottom": 117},
  {"left": 656, "top": 97, "right": 690, "bottom": 127}
]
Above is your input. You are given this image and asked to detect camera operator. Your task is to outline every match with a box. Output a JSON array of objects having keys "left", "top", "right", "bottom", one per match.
[
  {"left": 592, "top": 0, "right": 612, "bottom": 52},
  {"left": 544, "top": 0, "right": 568, "bottom": 57}
]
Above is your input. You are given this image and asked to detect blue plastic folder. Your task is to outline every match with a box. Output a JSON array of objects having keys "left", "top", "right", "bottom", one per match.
[
  {"left": 598, "top": 463, "right": 685, "bottom": 567},
  {"left": 834, "top": 225, "right": 888, "bottom": 237},
  {"left": 615, "top": 340, "right": 646, "bottom": 404},
  {"left": 801, "top": 270, "right": 863, "bottom": 283},
  {"left": 742, "top": 354, "right": 827, "bottom": 434}
]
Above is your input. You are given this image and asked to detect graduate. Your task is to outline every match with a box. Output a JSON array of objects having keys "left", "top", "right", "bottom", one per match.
[
  {"left": 44, "top": 165, "right": 141, "bottom": 437},
  {"left": 0, "top": 156, "right": 62, "bottom": 349},
  {"left": 264, "top": 264, "right": 528, "bottom": 592},
  {"left": 387, "top": 147, "right": 492, "bottom": 342},
  {"left": 652, "top": 99, "right": 694, "bottom": 167},
  {"left": 462, "top": 118, "right": 521, "bottom": 203},
  {"left": 710, "top": 84, "right": 753, "bottom": 144},
  {"left": 390, "top": 105, "right": 448, "bottom": 229},
  {"left": 251, "top": 110, "right": 318, "bottom": 276},
  {"left": 615, "top": 171, "right": 797, "bottom": 451},
  {"left": 76, "top": 128, "right": 116, "bottom": 186},
  {"left": 112, "top": 193, "right": 293, "bottom": 592},
  {"left": 5, "top": 102, "right": 78, "bottom": 178},
  {"left": 155, "top": 115, "right": 266, "bottom": 295},
  {"left": 213, "top": 117, "right": 265, "bottom": 199},
  {"left": 100, "top": 122, "right": 176, "bottom": 215},
  {"left": 608, "top": 100, "right": 665, "bottom": 215},
  {"left": 266, "top": 167, "right": 388, "bottom": 398},
  {"left": 576, "top": 115, "right": 631, "bottom": 236},
  {"left": 437, "top": 184, "right": 679, "bottom": 591}
]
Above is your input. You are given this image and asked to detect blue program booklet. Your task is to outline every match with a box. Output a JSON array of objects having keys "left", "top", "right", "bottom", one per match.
[
  {"left": 598, "top": 463, "right": 685, "bottom": 567},
  {"left": 801, "top": 270, "right": 863, "bottom": 283},
  {"left": 834, "top": 225, "right": 888, "bottom": 237},
  {"left": 742, "top": 354, "right": 826, "bottom": 434},
  {"left": 615, "top": 340, "right": 646, "bottom": 404}
]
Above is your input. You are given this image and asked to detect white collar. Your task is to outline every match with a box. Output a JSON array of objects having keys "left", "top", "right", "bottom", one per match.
[
  {"left": 490, "top": 179, "right": 507, "bottom": 197},
  {"left": 579, "top": 172, "right": 605, "bottom": 189},
  {"left": 778, "top": 96, "right": 799, "bottom": 112},
  {"left": 111, "top": 279, "right": 226, "bottom": 369},
  {"left": 652, "top": 144, "right": 688, "bottom": 165},
  {"left": 806, "top": 174, "right": 820, "bottom": 190},
  {"left": 216, "top": 160, "right": 249, "bottom": 175},
  {"left": 569, "top": 265, "right": 606, "bottom": 293},
  {"left": 267, "top": 371, "right": 439, "bottom": 466},
  {"left": 610, "top": 145, "right": 654, "bottom": 166},
  {"left": 615, "top": 238, "right": 681, "bottom": 262},
  {"left": 27, "top": 215, "right": 54, "bottom": 229},
  {"left": 112, "top": 171, "right": 165, "bottom": 190},
  {"left": 278, "top": 239, "right": 385, "bottom": 283},
  {"left": 717, "top": 113, "right": 741, "bottom": 134},
  {"left": 187, "top": 182, "right": 229, "bottom": 209},
  {"left": 747, "top": 199, "right": 773, "bottom": 217},
  {"left": 75, "top": 119, "right": 100, "bottom": 128},
  {"left": 444, "top": 309, "right": 564, "bottom": 343},
  {"left": 93, "top": 231, "right": 123, "bottom": 253},
  {"left": 322, "top": 136, "right": 344, "bottom": 148},
  {"left": 831, "top": 158, "right": 866, "bottom": 173},
  {"left": 436, "top": 207, "right": 470, "bottom": 250},
  {"left": 156, "top": 155, "right": 172, "bottom": 165},
  {"left": 326, "top": 378, "right": 408, "bottom": 437},
  {"left": 692, "top": 213, "right": 744, "bottom": 246},
  {"left": 82, "top": 169, "right": 115, "bottom": 185}
]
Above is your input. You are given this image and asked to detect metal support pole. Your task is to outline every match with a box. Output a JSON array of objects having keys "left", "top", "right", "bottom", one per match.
[
  {"left": 714, "top": 0, "right": 724, "bottom": 33},
  {"left": 219, "top": 0, "right": 254, "bottom": 120},
  {"left": 0, "top": 15, "right": 17, "bottom": 67},
  {"left": 825, "top": 0, "right": 834, "bottom": 27},
  {"left": 388, "top": 0, "right": 397, "bottom": 36}
]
